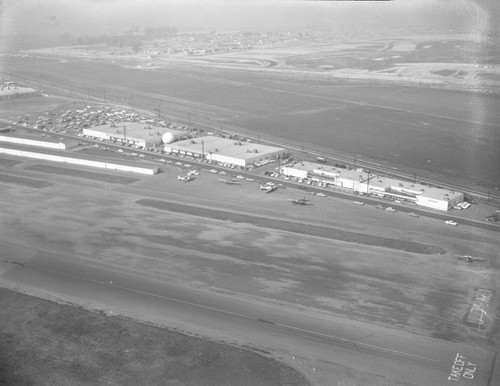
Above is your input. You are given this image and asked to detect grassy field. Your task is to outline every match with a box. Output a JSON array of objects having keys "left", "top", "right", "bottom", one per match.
[
  {"left": 0, "top": 172, "right": 53, "bottom": 188},
  {"left": 2, "top": 162, "right": 498, "bottom": 343},
  {"left": 137, "top": 198, "right": 445, "bottom": 255},
  {"left": 0, "top": 288, "right": 309, "bottom": 386}
]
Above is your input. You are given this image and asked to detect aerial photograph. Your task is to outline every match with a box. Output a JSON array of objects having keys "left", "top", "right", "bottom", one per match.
[{"left": 0, "top": 0, "right": 499, "bottom": 385}]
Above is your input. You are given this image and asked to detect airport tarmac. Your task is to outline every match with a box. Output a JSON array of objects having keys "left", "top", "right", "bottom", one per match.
[{"left": 1, "top": 158, "right": 499, "bottom": 385}]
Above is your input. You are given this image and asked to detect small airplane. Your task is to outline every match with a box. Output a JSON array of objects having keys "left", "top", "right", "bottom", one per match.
[
  {"left": 456, "top": 255, "right": 486, "bottom": 263},
  {"left": 219, "top": 178, "right": 240, "bottom": 185},
  {"left": 260, "top": 183, "right": 278, "bottom": 193},
  {"left": 288, "top": 197, "right": 311, "bottom": 206},
  {"left": 177, "top": 174, "right": 194, "bottom": 182}
]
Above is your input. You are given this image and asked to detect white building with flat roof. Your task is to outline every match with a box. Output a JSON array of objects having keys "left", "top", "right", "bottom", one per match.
[
  {"left": 164, "top": 136, "right": 285, "bottom": 167},
  {"left": 0, "top": 143, "right": 158, "bottom": 175},
  {"left": 281, "top": 161, "right": 463, "bottom": 211},
  {"left": 83, "top": 122, "right": 180, "bottom": 148}
]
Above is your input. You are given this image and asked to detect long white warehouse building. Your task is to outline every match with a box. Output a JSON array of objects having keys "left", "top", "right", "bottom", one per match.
[
  {"left": 0, "top": 144, "right": 158, "bottom": 175},
  {"left": 0, "top": 133, "right": 79, "bottom": 150}
]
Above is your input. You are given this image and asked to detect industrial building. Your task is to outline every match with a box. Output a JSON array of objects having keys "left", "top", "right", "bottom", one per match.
[
  {"left": 0, "top": 132, "right": 79, "bottom": 150},
  {"left": 282, "top": 161, "right": 463, "bottom": 211},
  {"left": 82, "top": 122, "right": 185, "bottom": 148},
  {"left": 0, "top": 83, "right": 40, "bottom": 100},
  {"left": 164, "top": 135, "right": 286, "bottom": 167}
]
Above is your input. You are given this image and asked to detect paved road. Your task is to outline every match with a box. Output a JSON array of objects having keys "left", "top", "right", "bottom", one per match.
[{"left": 0, "top": 244, "right": 494, "bottom": 386}]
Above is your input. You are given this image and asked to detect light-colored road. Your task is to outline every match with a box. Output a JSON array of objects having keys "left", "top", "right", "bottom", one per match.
[{"left": 0, "top": 245, "right": 494, "bottom": 386}]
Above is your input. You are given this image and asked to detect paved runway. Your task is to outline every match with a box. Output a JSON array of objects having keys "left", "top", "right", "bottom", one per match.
[{"left": 0, "top": 244, "right": 494, "bottom": 386}]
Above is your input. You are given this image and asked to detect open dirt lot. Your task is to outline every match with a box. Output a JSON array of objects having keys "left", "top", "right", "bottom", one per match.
[
  {"left": 0, "top": 288, "right": 307, "bottom": 386},
  {"left": 1, "top": 160, "right": 498, "bottom": 342}
]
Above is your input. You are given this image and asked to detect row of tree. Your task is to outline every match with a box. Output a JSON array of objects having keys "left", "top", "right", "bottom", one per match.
[{"left": 59, "top": 25, "right": 178, "bottom": 52}]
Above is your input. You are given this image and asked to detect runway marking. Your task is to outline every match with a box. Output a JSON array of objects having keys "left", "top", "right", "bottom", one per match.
[
  {"left": 5, "top": 259, "right": 441, "bottom": 364},
  {"left": 448, "top": 353, "right": 477, "bottom": 381},
  {"left": 108, "top": 280, "right": 439, "bottom": 363},
  {"left": 273, "top": 322, "right": 440, "bottom": 363}
]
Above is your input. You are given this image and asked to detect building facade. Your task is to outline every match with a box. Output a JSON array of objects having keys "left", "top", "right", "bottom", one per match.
[{"left": 281, "top": 161, "right": 463, "bottom": 211}]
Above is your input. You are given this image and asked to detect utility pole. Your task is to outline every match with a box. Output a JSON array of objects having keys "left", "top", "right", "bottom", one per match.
[
  {"left": 201, "top": 140, "right": 205, "bottom": 159},
  {"left": 123, "top": 126, "right": 127, "bottom": 143},
  {"left": 130, "top": 93, "right": 134, "bottom": 111},
  {"left": 366, "top": 170, "right": 371, "bottom": 195}
]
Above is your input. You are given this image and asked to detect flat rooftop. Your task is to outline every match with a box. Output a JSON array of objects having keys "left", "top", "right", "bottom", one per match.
[
  {"left": 168, "top": 136, "right": 284, "bottom": 159},
  {"left": 0, "top": 142, "right": 158, "bottom": 169},
  {"left": 289, "top": 161, "right": 369, "bottom": 182},
  {"left": 0, "top": 132, "right": 78, "bottom": 147},
  {"left": 88, "top": 122, "right": 176, "bottom": 138},
  {"left": 368, "top": 176, "right": 462, "bottom": 200},
  {"left": 288, "top": 161, "right": 460, "bottom": 200}
]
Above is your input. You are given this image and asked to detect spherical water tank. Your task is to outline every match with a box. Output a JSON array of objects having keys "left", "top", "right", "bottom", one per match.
[{"left": 162, "top": 132, "right": 177, "bottom": 144}]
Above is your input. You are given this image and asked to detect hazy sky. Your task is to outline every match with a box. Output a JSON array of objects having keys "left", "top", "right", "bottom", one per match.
[{"left": 0, "top": 1, "right": 498, "bottom": 44}]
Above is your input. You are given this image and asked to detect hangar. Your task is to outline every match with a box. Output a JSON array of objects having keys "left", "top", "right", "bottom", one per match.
[
  {"left": 83, "top": 122, "right": 185, "bottom": 148},
  {"left": 0, "top": 143, "right": 158, "bottom": 175},
  {"left": 0, "top": 132, "right": 79, "bottom": 150},
  {"left": 164, "top": 135, "right": 286, "bottom": 167},
  {"left": 282, "top": 161, "right": 463, "bottom": 211}
]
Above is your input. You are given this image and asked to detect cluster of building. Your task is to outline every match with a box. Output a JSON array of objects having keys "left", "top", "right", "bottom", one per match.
[
  {"left": 144, "top": 30, "right": 314, "bottom": 57},
  {"left": 2, "top": 99, "right": 466, "bottom": 212},
  {"left": 282, "top": 161, "right": 463, "bottom": 211},
  {"left": 83, "top": 123, "right": 286, "bottom": 168}
]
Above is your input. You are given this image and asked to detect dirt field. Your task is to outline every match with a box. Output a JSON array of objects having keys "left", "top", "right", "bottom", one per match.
[
  {"left": 1, "top": 159, "right": 498, "bottom": 343},
  {"left": 0, "top": 288, "right": 308, "bottom": 386}
]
